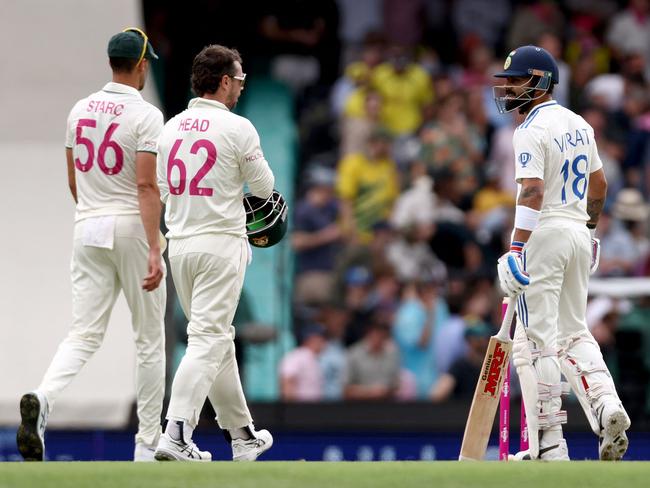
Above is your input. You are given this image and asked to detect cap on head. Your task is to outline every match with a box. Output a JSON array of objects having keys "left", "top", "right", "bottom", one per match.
[
  {"left": 108, "top": 28, "right": 158, "bottom": 62},
  {"left": 495, "top": 45, "right": 558, "bottom": 84}
]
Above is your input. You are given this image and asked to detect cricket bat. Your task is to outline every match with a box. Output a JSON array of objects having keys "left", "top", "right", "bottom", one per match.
[{"left": 459, "top": 297, "right": 517, "bottom": 461}]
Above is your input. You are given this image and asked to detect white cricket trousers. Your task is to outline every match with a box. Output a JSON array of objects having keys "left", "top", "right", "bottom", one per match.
[
  {"left": 165, "top": 234, "right": 252, "bottom": 431},
  {"left": 516, "top": 218, "right": 592, "bottom": 346},
  {"left": 514, "top": 217, "right": 620, "bottom": 442},
  {"left": 38, "top": 215, "right": 166, "bottom": 447}
]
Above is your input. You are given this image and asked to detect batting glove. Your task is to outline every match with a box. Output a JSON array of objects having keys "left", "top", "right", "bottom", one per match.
[{"left": 497, "top": 241, "right": 530, "bottom": 297}]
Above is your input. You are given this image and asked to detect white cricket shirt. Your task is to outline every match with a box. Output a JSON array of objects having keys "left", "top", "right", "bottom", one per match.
[
  {"left": 513, "top": 100, "right": 603, "bottom": 224},
  {"left": 65, "top": 82, "right": 163, "bottom": 222},
  {"left": 157, "top": 97, "right": 274, "bottom": 239}
]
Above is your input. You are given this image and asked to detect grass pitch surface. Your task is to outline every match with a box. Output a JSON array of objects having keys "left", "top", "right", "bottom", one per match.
[{"left": 1, "top": 461, "right": 649, "bottom": 488}]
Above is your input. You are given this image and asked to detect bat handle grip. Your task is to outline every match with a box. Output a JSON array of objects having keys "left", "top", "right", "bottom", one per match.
[{"left": 495, "top": 296, "right": 516, "bottom": 342}]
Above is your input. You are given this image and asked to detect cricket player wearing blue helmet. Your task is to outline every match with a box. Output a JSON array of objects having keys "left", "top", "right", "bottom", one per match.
[{"left": 493, "top": 45, "right": 559, "bottom": 114}]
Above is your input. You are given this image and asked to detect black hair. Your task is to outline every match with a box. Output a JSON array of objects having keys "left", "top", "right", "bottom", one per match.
[
  {"left": 191, "top": 45, "right": 243, "bottom": 97},
  {"left": 109, "top": 57, "right": 138, "bottom": 73}
]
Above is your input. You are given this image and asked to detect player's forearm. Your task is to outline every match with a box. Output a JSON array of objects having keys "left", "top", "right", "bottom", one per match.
[
  {"left": 513, "top": 179, "right": 544, "bottom": 244},
  {"left": 137, "top": 184, "right": 162, "bottom": 252},
  {"left": 68, "top": 182, "right": 78, "bottom": 203},
  {"left": 517, "top": 181, "right": 544, "bottom": 211},
  {"left": 66, "top": 148, "right": 78, "bottom": 203},
  {"left": 587, "top": 170, "right": 607, "bottom": 229}
]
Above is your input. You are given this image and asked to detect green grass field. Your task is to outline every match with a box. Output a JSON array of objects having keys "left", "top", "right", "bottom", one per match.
[{"left": 1, "top": 462, "right": 650, "bottom": 488}]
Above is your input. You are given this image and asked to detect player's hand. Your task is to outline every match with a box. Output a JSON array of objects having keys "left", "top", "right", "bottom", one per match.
[
  {"left": 497, "top": 250, "right": 529, "bottom": 297},
  {"left": 590, "top": 237, "right": 601, "bottom": 275},
  {"left": 142, "top": 249, "right": 163, "bottom": 291}
]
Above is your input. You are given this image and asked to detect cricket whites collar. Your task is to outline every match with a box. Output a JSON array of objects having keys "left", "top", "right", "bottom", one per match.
[
  {"left": 102, "top": 82, "right": 142, "bottom": 99},
  {"left": 188, "top": 97, "right": 230, "bottom": 112}
]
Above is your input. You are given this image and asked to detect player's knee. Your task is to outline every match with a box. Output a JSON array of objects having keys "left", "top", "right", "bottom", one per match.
[
  {"left": 134, "top": 330, "right": 164, "bottom": 352},
  {"left": 68, "top": 330, "right": 105, "bottom": 351},
  {"left": 134, "top": 346, "right": 164, "bottom": 367},
  {"left": 513, "top": 336, "right": 533, "bottom": 369}
]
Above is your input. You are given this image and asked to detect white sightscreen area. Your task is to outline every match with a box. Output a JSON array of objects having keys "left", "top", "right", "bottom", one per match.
[{"left": 0, "top": 0, "right": 163, "bottom": 428}]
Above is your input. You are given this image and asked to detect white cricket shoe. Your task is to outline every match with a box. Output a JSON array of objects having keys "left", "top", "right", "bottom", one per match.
[
  {"left": 16, "top": 391, "right": 49, "bottom": 461},
  {"left": 508, "top": 439, "right": 570, "bottom": 461},
  {"left": 598, "top": 402, "right": 630, "bottom": 461},
  {"left": 232, "top": 428, "right": 273, "bottom": 461},
  {"left": 154, "top": 433, "right": 212, "bottom": 462},
  {"left": 134, "top": 443, "right": 157, "bottom": 462}
]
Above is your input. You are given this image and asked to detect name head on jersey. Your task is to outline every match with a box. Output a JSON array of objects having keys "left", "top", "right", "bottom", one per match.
[
  {"left": 108, "top": 28, "right": 158, "bottom": 64},
  {"left": 493, "top": 45, "right": 558, "bottom": 114}
]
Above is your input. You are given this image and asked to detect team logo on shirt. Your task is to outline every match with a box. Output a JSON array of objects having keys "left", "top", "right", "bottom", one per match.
[{"left": 518, "top": 152, "right": 531, "bottom": 168}]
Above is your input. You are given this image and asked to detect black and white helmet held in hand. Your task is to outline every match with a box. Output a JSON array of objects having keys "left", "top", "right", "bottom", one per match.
[{"left": 243, "top": 189, "right": 288, "bottom": 248}]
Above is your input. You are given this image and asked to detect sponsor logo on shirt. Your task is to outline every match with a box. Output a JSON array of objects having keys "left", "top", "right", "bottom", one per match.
[
  {"left": 142, "top": 140, "right": 157, "bottom": 151},
  {"left": 245, "top": 152, "right": 263, "bottom": 163},
  {"left": 518, "top": 152, "right": 531, "bottom": 168}
]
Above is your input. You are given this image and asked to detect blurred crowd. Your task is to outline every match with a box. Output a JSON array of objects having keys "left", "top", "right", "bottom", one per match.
[
  {"left": 143, "top": 0, "right": 650, "bottom": 417},
  {"left": 279, "top": 0, "right": 650, "bottom": 417}
]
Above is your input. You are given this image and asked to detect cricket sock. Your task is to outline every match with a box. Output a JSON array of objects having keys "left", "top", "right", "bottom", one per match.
[
  {"left": 166, "top": 419, "right": 194, "bottom": 443},
  {"left": 228, "top": 425, "right": 253, "bottom": 441}
]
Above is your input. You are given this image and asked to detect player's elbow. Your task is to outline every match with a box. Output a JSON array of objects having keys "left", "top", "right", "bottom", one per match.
[
  {"left": 137, "top": 181, "right": 158, "bottom": 194},
  {"left": 249, "top": 173, "right": 275, "bottom": 199}
]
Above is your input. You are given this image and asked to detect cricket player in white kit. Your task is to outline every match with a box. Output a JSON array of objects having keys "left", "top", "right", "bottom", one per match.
[
  {"left": 17, "top": 29, "right": 166, "bottom": 462},
  {"left": 493, "top": 46, "right": 630, "bottom": 461},
  {"left": 154, "top": 45, "right": 274, "bottom": 462}
]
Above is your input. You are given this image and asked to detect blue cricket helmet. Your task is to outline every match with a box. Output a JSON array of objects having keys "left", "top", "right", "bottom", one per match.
[
  {"left": 493, "top": 45, "right": 559, "bottom": 114},
  {"left": 495, "top": 45, "right": 559, "bottom": 84}
]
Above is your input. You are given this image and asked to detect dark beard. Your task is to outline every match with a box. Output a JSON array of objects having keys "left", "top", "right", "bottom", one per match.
[
  {"left": 517, "top": 99, "right": 534, "bottom": 114},
  {"left": 504, "top": 98, "right": 521, "bottom": 112}
]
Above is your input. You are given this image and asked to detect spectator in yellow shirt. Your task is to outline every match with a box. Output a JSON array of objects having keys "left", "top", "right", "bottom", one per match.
[
  {"left": 337, "top": 128, "right": 400, "bottom": 243},
  {"left": 371, "top": 45, "right": 434, "bottom": 136}
]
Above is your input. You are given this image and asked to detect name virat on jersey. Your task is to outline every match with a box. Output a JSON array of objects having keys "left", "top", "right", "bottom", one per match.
[{"left": 554, "top": 128, "right": 591, "bottom": 153}]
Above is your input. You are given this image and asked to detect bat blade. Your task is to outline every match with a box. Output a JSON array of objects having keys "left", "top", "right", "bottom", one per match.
[{"left": 459, "top": 299, "right": 516, "bottom": 461}]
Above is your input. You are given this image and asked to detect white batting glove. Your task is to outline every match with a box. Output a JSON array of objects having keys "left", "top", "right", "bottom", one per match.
[
  {"left": 589, "top": 228, "right": 600, "bottom": 275},
  {"left": 497, "top": 241, "right": 530, "bottom": 297}
]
